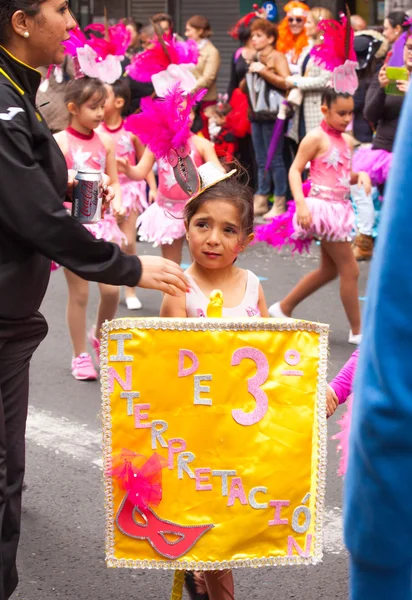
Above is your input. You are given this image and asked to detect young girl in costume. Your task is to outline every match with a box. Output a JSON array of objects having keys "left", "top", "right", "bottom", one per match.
[
  {"left": 118, "top": 105, "right": 222, "bottom": 266},
  {"left": 54, "top": 77, "right": 125, "bottom": 381},
  {"left": 258, "top": 87, "right": 371, "bottom": 344},
  {"left": 161, "top": 162, "right": 269, "bottom": 599},
  {"left": 98, "top": 79, "right": 157, "bottom": 311}
]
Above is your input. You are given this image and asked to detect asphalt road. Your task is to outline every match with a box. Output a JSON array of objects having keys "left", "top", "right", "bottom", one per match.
[{"left": 16, "top": 240, "right": 370, "bottom": 600}]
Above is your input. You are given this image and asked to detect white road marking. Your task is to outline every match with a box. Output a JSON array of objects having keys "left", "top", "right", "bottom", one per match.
[{"left": 26, "top": 407, "right": 346, "bottom": 554}]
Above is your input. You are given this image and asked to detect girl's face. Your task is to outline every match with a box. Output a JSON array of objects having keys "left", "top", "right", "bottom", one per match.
[
  {"left": 103, "top": 85, "right": 123, "bottom": 118},
  {"left": 288, "top": 14, "right": 305, "bottom": 36},
  {"left": 185, "top": 23, "right": 202, "bottom": 42},
  {"left": 186, "top": 200, "right": 253, "bottom": 270},
  {"left": 19, "top": 0, "right": 76, "bottom": 68},
  {"left": 251, "top": 30, "right": 274, "bottom": 51},
  {"left": 383, "top": 19, "right": 401, "bottom": 43},
  {"left": 69, "top": 91, "right": 106, "bottom": 131},
  {"left": 304, "top": 14, "right": 318, "bottom": 39},
  {"left": 322, "top": 96, "right": 354, "bottom": 132}
]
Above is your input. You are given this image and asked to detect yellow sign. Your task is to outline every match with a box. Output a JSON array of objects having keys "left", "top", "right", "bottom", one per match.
[{"left": 101, "top": 317, "right": 328, "bottom": 570}]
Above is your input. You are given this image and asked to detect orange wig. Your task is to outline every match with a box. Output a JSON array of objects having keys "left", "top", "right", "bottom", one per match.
[{"left": 276, "top": 1, "right": 309, "bottom": 63}]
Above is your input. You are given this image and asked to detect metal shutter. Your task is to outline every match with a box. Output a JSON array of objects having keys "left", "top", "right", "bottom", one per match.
[
  {"left": 175, "top": 1, "right": 240, "bottom": 93},
  {"left": 130, "top": 0, "right": 168, "bottom": 24}
]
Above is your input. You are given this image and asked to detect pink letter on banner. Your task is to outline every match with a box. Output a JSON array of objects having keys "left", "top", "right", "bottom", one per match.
[
  {"left": 195, "top": 468, "right": 212, "bottom": 491},
  {"left": 287, "top": 534, "right": 313, "bottom": 558},
  {"left": 227, "top": 477, "right": 248, "bottom": 507},
  {"left": 178, "top": 350, "right": 199, "bottom": 377},
  {"left": 269, "top": 500, "right": 290, "bottom": 526},
  {"left": 167, "top": 438, "right": 187, "bottom": 470},
  {"left": 232, "top": 348, "right": 269, "bottom": 426},
  {"left": 108, "top": 366, "right": 132, "bottom": 393},
  {"left": 134, "top": 404, "right": 151, "bottom": 429}
]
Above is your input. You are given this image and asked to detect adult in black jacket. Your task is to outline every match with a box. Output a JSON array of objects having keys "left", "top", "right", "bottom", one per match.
[{"left": 0, "top": 2, "right": 187, "bottom": 598}]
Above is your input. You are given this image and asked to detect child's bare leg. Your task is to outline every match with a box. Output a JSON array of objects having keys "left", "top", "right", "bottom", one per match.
[
  {"left": 161, "top": 237, "right": 184, "bottom": 265},
  {"left": 322, "top": 241, "right": 361, "bottom": 334},
  {"left": 203, "top": 570, "right": 235, "bottom": 600},
  {"left": 64, "top": 268, "right": 89, "bottom": 357},
  {"left": 94, "top": 283, "right": 120, "bottom": 339},
  {"left": 120, "top": 210, "right": 138, "bottom": 299},
  {"left": 280, "top": 246, "right": 338, "bottom": 316}
]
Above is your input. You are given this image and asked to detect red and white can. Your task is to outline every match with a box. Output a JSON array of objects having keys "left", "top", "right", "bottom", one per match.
[{"left": 72, "top": 169, "right": 103, "bottom": 224}]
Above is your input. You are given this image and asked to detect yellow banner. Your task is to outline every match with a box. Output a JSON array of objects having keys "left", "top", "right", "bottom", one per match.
[{"left": 101, "top": 317, "right": 328, "bottom": 570}]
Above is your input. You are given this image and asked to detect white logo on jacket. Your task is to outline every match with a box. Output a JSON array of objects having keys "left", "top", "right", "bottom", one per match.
[{"left": 0, "top": 107, "right": 24, "bottom": 121}]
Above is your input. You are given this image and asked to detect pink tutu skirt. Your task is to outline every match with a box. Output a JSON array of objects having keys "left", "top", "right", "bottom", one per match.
[
  {"left": 352, "top": 146, "right": 392, "bottom": 187},
  {"left": 120, "top": 179, "right": 148, "bottom": 216},
  {"left": 84, "top": 213, "right": 126, "bottom": 246},
  {"left": 293, "top": 196, "right": 354, "bottom": 242},
  {"left": 137, "top": 197, "right": 186, "bottom": 246}
]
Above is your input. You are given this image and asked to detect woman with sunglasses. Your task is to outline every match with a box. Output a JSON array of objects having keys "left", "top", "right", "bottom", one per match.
[{"left": 276, "top": 1, "right": 309, "bottom": 75}]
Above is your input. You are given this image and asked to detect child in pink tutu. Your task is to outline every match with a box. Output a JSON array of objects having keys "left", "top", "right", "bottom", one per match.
[
  {"left": 54, "top": 77, "right": 125, "bottom": 381},
  {"left": 98, "top": 79, "right": 157, "bottom": 311},
  {"left": 328, "top": 349, "right": 359, "bottom": 476},
  {"left": 258, "top": 87, "right": 371, "bottom": 345},
  {"left": 117, "top": 127, "right": 221, "bottom": 265}
]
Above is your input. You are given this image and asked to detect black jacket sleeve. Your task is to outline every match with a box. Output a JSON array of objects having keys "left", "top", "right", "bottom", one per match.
[
  {"left": 364, "top": 72, "right": 386, "bottom": 126},
  {"left": 0, "top": 85, "right": 141, "bottom": 287}
]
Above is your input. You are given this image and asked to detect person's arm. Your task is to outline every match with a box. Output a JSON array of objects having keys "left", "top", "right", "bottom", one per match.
[
  {"left": 193, "top": 44, "right": 221, "bottom": 91},
  {"left": 132, "top": 135, "right": 157, "bottom": 202},
  {"left": 160, "top": 292, "right": 187, "bottom": 317},
  {"left": 258, "top": 284, "right": 269, "bottom": 317},
  {"left": 0, "top": 85, "right": 187, "bottom": 295},
  {"left": 193, "top": 136, "right": 224, "bottom": 169},
  {"left": 330, "top": 350, "right": 359, "bottom": 405},
  {"left": 289, "top": 131, "right": 321, "bottom": 229},
  {"left": 345, "top": 86, "right": 412, "bottom": 600},
  {"left": 287, "top": 63, "right": 331, "bottom": 92},
  {"left": 100, "top": 132, "right": 125, "bottom": 218},
  {"left": 252, "top": 51, "right": 290, "bottom": 91},
  {"left": 364, "top": 68, "right": 387, "bottom": 125},
  {"left": 117, "top": 147, "right": 156, "bottom": 181}
]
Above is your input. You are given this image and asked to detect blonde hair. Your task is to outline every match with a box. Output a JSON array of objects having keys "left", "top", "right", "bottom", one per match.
[{"left": 309, "top": 7, "right": 333, "bottom": 44}]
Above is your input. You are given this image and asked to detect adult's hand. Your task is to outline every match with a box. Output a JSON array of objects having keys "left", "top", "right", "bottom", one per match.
[
  {"left": 378, "top": 66, "right": 389, "bottom": 89},
  {"left": 66, "top": 171, "right": 115, "bottom": 210},
  {"left": 138, "top": 256, "right": 189, "bottom": 296}
]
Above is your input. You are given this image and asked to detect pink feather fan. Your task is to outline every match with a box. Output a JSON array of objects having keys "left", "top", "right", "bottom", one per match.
[
  {"left": 126, "top": 35, "right": 199, "bottom": 83},
  {"left": 125, "top": 85, "right": 206, "bottom": 161}
]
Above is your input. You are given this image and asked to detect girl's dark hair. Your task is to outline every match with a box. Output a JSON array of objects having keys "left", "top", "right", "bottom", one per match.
[
  {"left": 0, "top": 0, "right": 46, "bottom": 44},
  {"left": 237, "top": 17, "right": 258, "bottom": 45},
  {"left": 64, "top": 76, "right": 108, "bottom": 109},
  {"left": 187, "top": 15, "right": 212, "bottom": 38},
  {"left": 386, "top": 11, "right": 409, "bottom": 31},
  {"left": 184, "top": 166, "right": 254, "bottom": 237},
  {"left": 250, "top": 19, "right": 279, "bottom": 46},
  {"left": 122, "top": 17, "right": 142, "bottom": 33},
  {"left": 321, "top": 87, "right": 352, "bottom": 108},
  {"left": 112, "top": 78, "right": 131, "bottom": 114}
]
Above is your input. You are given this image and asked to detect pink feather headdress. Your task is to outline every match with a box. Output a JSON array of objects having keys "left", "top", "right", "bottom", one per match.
[
  {"left": 310, "top": 15, "right": 358, "bottom": 95},
  {"left": 63, "top": 24, "right": 131, "bottom": 84},
  {"left": 126, "top": 34, "right": 199, "bottom": 84}
]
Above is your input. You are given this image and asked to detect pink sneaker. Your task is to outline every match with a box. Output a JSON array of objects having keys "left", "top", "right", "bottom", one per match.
[
  {"left": 71, "top": 353, "right": 97, "bottom": 381},
  {"left": 88, "top": 328, "right": 100, "bottom": 365}
]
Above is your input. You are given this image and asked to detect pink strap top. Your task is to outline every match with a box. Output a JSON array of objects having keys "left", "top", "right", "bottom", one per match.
[
  {"left": 309, "top": 121, "right": 352, "bottom": 203},
  {"left": 330, "top": 349, "right": 359, "bottom": 404},
  {"left": 158, "top": 138, "right": 203, "bottom": 202},
  {"left": 97, "top": 122, "right": 136, "bottom": 186},
  {"left": 185, "top": 270, "right": 261, "bottom": 318},
  {"left": 64, "top": 127, "right": 106, "bottom": 173}
]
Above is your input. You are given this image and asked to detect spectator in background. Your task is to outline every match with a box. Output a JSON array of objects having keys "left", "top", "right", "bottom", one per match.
[
  {"left": 276, "top": 1, "right": 309, "bottom": 75},
  {"left": 121, "top": 22, "right": 154, "bottom": 114},
  {"left": 351, "top": 15, "right": 367, "bottom": 32},
  {"left": 185, "top": 15, "right": 221, "bottom": 136},
  {"left": 245, "top": 19, "right": 290, "bottom": 217},
  {"left": 285, "top": 7, "right": 333, "bottom": 144},
  {"left": 383, "top": 11, "right": 410, "bottom": 56},
  {"left": 140, "top": 24, "right": 156, "bottom": 50},
  {"left": 122, "top": 17, "right": 142, "bottom": 59},
  {"left": 36, "top": 56, "right": 73, "bottom": 133},
  {"left": 152, "top": 13, "right": 174, "bottom": 36}
]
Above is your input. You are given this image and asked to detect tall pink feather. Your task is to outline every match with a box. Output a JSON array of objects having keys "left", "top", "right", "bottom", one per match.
[
  {"left": 124, "top": 85, "right": 206, "bottom": 160},
  {"left": 310, "top": 17, "right": 356, "bottom": 71},
  {"left": 84, "top": 23, "right": 131, "bottom": 59},
  {"left": 126, "top": 37, "right": 199, "bottom": 83},
  {"left": 63, "top": 26, "right": 88, "bottom": 56},
  {"left": 254, "top": 201, "right": 311, "bottom": 254}
]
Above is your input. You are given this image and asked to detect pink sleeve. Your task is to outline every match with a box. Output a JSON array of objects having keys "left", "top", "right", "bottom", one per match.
[{"left": 330, "top": 349, "right": 359, "bottom": 404}]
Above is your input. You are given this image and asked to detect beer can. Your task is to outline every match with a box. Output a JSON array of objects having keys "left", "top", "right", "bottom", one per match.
[{"left": 72, "top": 169, "right": 103, "bottom": 224}]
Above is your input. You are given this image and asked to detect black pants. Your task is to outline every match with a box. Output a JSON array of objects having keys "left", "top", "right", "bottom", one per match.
[{"left": 0, "top": 313, "right": 48, "bottom": 599}]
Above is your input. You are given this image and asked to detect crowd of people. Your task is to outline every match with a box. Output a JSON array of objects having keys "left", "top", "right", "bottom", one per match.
[{"left": 1, "top": 0, "right": 412, "bottom": 599}]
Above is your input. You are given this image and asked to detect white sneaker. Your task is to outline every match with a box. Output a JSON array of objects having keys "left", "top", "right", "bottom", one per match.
[
  {"left": 348, "top": 331, "right": 362, "bottom": 345},
  {"left": 268, "top": 301, "right": 287, "bottom": 318},
  {"left": 126, "top": 295, "right": 143, "bottom": 310}
]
